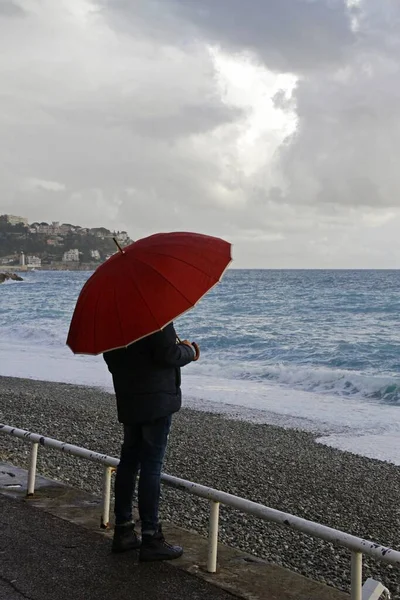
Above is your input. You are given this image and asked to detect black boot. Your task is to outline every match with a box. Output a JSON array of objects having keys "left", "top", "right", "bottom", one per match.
[
  {"left": 139, "top": 524, "right": 183, "bottom": 562},
  {"left": 112, "top": 522, "right": 141, "bottom": 553}
]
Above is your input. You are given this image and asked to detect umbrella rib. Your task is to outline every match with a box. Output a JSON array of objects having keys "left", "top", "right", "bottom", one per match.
[
  {"left": 124, "top": 259, "right": 163, "bottom": 330},
  {"left": 142, "top": 241, "right": 229, "bottom": 258},
  {"left": 131, "top": 249, "right": 231, "bottom": 303},
  {"left": 139, "top": 248, "right": 229, "bottom": 279},
  {"left": 92, "top": 284, "right": 104, "bottom": 353},
  {"left": 140, "top": 257, "right": 233, "bottom": 335},
  {"left": 129, "top": 254, "right": 208, "bottom": 306},
  {"left": 113, "top": 285, "right": 126, "bottom": 347}
]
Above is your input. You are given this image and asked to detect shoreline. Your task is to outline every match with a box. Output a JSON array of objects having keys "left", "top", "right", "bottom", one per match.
[
  {"left": 0, "top": 375, "right": 399, "bottom": 594},
  {"left": 9, "top": 265, "right": 97, "bottom": 272}
]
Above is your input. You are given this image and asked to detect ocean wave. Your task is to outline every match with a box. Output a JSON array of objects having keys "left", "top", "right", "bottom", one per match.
[
  {"left": 191, "top": 358, "right": 400, "bottom": 404},
  {"left": 1, "top": 279, "right": 27, "bottom": 285},
  {"left": 254, "top": 364, "right": 400, "bottom": 404},
  {"left": 1, "top": 320, "right": 398, "bottom": 404},
  {"left": 0, "top": 323, "right": 67, "bottom": 347}
]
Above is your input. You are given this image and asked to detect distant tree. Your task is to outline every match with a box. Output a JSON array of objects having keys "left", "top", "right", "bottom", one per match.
[{"left": 13, "top": 223, "right": 28, "bottom": 234}]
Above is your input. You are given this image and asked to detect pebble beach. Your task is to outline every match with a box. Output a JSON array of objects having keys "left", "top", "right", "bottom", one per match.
[{"left": 0, "top": 376, "right": 399, "bottom": 596}]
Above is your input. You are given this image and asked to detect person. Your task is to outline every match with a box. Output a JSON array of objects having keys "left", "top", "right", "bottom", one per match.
[{"left": 103, "top": 321, "right": 200, "bottom": 561}]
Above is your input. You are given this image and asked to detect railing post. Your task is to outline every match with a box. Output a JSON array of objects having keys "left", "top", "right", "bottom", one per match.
[
  {"left": 351, "top": 551, "right": 363, "bottom": 600},
  {"left": 207, "top": 500, "right": 220, "bottom": 573},
  {"left": 27, "top": 442, "right": 38, "bottom": 497},
  {"left": 100, "top": 465, "right": 112, "bottom": 529}
]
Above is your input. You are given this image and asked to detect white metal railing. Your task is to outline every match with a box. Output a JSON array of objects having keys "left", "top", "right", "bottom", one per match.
[{"left": 0, "top": 423, "right": 395, "bottom": 600}]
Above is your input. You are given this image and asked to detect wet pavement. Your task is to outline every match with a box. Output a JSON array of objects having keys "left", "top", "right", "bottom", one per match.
[{"left": 0, "top": 494, "right": 234, "bottom": 600}]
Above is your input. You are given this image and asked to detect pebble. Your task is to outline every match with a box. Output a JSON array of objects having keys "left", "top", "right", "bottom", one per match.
[{"left": 0, "top": 376, "right": 399, "bottom": 597}]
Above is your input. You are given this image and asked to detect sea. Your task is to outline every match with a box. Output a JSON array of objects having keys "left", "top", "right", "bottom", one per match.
[{"left": 1, "top": 269, "right": 400, "bottom": 465}]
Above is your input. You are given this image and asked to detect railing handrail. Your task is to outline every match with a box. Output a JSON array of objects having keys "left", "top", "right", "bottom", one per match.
[
  {"left": 0, "top": 424, "right": 120, "bottom": 467},
  {"left": 160, "top": 472, "right": 399, "bottom": 563},
  {"left": 0, "top": 422, "right": 397, "bottom": 600}
]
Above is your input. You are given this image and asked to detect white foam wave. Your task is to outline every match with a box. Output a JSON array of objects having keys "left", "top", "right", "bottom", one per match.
[
  {"left": 0, "top": 324, "right": 67, "bottom": 347},
  {"left": 259, "top": 364, "right": 399, "bottom": 402},
  {"left": 1, "top": 323, "right": 397, "bottom": 404},
  {"left": 1, "top": 279, "right": 25, "bottom": 285},
  {"left": 187, "top": 358, "right": 400, "bottom": 404}
]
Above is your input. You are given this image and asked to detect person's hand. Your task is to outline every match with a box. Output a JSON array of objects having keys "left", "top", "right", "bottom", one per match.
[
  {"left": 191, "top": 341, "right": 200, "bottom": 361},
  {"left": 181, "top": 339, "right": 200, "bottom": 361}
]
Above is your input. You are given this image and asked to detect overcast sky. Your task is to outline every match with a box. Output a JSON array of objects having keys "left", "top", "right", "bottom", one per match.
[{"left": 1, "top": 0, "right": 400, "bottom": 268}]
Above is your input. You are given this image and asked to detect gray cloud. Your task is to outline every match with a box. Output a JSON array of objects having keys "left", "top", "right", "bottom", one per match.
[
  {"left": 47, "top": 94, "right": 241, "bottom": 141},
  {"left": 273, "top": 1, "right": 400, "bottom": 211},
  {"left": 99, "top": 0, "right": 355, "bottom": 73},
  {"left": 1, "top": 0, "right": 400, "bottom": 267},
  {"left": 168, "top": 0, "right": 355, "bottom": 72},
  {"left": 0, "top": 1, "right": 24, "bottom": 17}
]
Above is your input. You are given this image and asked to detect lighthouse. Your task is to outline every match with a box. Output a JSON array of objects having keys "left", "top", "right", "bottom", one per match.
[{"left": 20, "top": 251, "right": 26, "bottom": 267}]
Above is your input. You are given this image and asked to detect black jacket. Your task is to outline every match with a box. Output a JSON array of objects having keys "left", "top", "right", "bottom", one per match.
[{"left": 103, "top": 323, "right": 195, "bottom": 424}]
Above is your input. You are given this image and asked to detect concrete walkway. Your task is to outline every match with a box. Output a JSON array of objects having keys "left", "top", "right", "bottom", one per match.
[
  {"left": 0, "top": 463, "right": 349, "bottom": 600},
  {"left": 0, "top": 493, "right": 234, "bottom": 600}
]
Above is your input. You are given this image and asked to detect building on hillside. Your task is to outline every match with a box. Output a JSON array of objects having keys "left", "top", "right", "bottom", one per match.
[
  {"left": 26, "top": 255, "right": 42, "bottom": 268},
  {"left": 47, "top": 221, "right": 61, "bottom": 234},
  {"left": 37, "top": 224, "right": 51, "bottom": 234},
  {"left": 62, "top": 249, "right": 80, "bottom": 262},
  {"left": 90, "top": 250, "right": 101, "bottom": 260},
  {"left": 37, "top": 222, "right": 61, "bottom": 235},
  {"left": 116, "top": 231, "right": 130, "bottom": 243},
  {"left": 0, "top": 256, "right": 15, "bottom": 265},
  {"left": 0, "top": 214, "right": 28, "bottom": 226},
  {"left": 59, "top": 224, "right": 73, "bottom": 234}
]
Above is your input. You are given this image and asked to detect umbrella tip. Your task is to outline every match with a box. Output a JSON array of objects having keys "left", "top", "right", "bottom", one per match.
[{"left": 113, "top": 237, "right": 125, "bottom": 254}]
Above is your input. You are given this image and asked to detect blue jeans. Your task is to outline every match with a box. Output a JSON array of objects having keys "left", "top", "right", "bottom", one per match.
[{"left": 114, "top": 415, "right": 172, "bottom": 531}]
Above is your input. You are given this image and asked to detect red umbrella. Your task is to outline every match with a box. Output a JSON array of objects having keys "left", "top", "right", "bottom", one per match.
[{"left": 66, "top": 231, "right": 232, "bottom": 355}]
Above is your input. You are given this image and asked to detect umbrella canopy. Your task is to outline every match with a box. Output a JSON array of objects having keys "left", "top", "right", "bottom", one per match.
[{"left": 66, "top": 231, "right": 232, "bottom": 355}]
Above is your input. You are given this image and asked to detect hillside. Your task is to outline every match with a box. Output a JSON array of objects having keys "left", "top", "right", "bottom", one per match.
[{"left": 0, "top": 217, "right": 131, "bottom": 266}]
